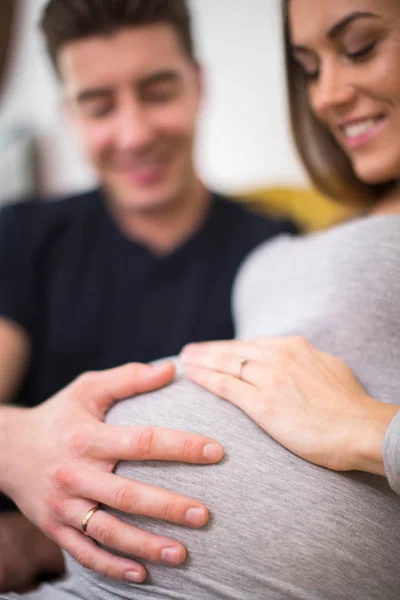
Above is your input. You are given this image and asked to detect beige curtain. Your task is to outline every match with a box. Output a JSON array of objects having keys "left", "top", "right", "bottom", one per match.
[{"left": 0, "top": 0, "right": 15, "bottom": 99}]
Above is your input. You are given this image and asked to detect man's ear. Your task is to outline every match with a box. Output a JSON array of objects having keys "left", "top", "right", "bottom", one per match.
[
  {"left": 60, "top": 92, "right": 74, "bottom": 122},
  {"left": 194, "top": 62, "right": 206, "bottom": 108}
]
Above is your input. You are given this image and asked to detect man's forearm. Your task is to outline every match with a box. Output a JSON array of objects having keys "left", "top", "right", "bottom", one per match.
[
  {"left": 0, "top": 406, "right": 65, "bottom": 592},
  {"left": 0, "top": 512, "right": 64, "bottom": 593},
  {"left": 0, "top": 405, "right": 27, "bottom": 497}
]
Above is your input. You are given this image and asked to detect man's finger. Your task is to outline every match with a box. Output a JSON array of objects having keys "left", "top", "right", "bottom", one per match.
[
  {"left": 71, "top": 472, "right": 209, "bottom": 527},
  {"left": 63, "top": 502, "right": 188, "bottom": 566},
  {"left": 90, "top": 424, "right": 224, "bottom": 464},
  {"left": 84, "top": 510, "right": 187, "bottom": 565},
  {"left": 75, "top": 362, "right": 176, "bottom": 417},
  {"left": 56, "top": 526, "right": 147, "bottom": 582}
]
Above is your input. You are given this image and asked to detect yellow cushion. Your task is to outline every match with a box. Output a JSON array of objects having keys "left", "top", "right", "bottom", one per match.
[{"left": 236, "top": 186, "right": 352, "bottom": 232}]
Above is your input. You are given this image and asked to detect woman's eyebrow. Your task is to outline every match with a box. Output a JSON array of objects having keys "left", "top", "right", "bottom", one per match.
[
  {"left": 327, "top": 11, "right": 379, "bottom": 40},
  {"left": 290, "top": 11, "right": 380, "bottom": 54}
]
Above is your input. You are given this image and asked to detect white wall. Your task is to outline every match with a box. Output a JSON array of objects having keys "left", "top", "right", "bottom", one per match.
[{"left": 0, "top": 0, "right": 307, "bottom": 197}]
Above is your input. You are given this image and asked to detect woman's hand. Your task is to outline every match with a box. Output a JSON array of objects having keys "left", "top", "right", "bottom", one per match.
[
  {"left": 0, "top": 362, "right": 224, "bottom": 583},
  {"left": 182, "top": 337, "right": 399, "bottom": 476}
]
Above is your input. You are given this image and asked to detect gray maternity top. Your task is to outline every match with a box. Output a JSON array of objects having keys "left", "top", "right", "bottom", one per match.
[{"left": 4, "top": 214, "right": 400, "bottom": 599}]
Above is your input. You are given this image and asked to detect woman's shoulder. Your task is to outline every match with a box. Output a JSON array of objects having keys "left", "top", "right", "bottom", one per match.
[
  {"left": 237, "top": 213, "right": 400, "bottom": 277},
  {"left": 233, "top": 214, "right": 400, "bottom": 330}
]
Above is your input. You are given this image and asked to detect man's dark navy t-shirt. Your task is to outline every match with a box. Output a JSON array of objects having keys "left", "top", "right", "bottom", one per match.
[
  {"left": 0, "top": 188, "right": 297, "bottom": 511},
  {"left": 0, "top": 188, "right": 297, "bottom": 410}
]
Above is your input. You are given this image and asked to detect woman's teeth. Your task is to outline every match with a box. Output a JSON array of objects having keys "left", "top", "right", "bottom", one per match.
[{"left": 343, "top": 119, "right": 379, "bottom": 139}]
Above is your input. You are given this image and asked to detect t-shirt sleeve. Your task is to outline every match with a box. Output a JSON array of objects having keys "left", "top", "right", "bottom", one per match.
[
  {"left": 0, "top": 205, "right": 34, "bottom": 336},
  {"left": 383, "top": 410, "right": 400, "bottom": 495}
]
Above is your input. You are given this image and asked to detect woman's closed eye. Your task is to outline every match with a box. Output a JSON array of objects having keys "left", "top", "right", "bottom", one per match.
[
  {"left": 302, "top": 68, "right": 320, "bottom": 81},
  {"left": 296, "top": 62, "right": 319, "bottom": 81},
  {"left": 346, "top": 40, "right": 378, "bottom": 61},
  {"left": 292, "top": 53, "right": 320, "bottom": 81},
  {"left": 294, "top": 40, "right": 379, "bottom": 82}
]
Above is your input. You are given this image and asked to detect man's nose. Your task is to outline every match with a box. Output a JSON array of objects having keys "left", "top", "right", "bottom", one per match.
[{"left": 115, "top": 101, "right": 156, "bottom": 152}]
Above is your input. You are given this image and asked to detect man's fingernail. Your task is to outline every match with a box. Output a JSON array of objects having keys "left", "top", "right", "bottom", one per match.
[
  {"left": 126, "top": 571, "right": 142, "bottom": 582},
  {"left": 185, "top": 507, "right": 207, "bottom": 526},
  {"left": 203, "top": 443, "right": 223, "bottom": 461},
  {"left": 161, "top": 547, "right": 182, "bottom": 565}
]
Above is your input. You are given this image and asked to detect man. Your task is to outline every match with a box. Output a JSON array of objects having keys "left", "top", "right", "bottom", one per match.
[{"left": 0, "top": 0, "right": 298, "bottom": 592}]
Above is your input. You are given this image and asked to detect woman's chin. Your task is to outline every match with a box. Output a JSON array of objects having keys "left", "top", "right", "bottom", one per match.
[{"left": 352, "top": 157, "right": 400, "bottom": 186}]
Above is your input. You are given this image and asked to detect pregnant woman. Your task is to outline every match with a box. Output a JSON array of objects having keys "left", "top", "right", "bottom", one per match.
[{"left": 3, "top": 0, "right": 400, "bottom": 598}]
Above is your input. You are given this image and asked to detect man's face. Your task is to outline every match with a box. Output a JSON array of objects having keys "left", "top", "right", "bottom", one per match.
[{"left": 59, "top": 25, "right": 202, "bottom": 214}]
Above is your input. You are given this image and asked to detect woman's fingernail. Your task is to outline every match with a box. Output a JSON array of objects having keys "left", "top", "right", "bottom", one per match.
[
  {"left": 161, "top": 547, "right": 182, "bottom": 565},
  {"left": 126, "top": 571, "right": 143, "bottom": 582},
  {"left": 181, "top": 344, "right": 196, "bottom": 358},
  {"left": 203, "top": 443, "right": 223, "bottom": 461},
  {"left": 185, "top": 507, "right": 207, "bottom": 526}
]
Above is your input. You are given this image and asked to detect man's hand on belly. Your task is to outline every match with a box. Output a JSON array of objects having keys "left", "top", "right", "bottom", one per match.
[{"left": 0, "top": 362, "right": 224, "bottom": 584}]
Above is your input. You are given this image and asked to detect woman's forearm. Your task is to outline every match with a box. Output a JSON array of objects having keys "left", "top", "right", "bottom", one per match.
[{"left": 354, "top": 402, "right": 400, "bottom": 476}]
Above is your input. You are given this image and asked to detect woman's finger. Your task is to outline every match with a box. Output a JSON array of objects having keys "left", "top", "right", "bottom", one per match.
[
  {"left": 182, "top": 336, "right": 311, "bottom": 359},
  {"left": 182, "top": 340, "right": 254, "bottom": 358},
  {"left": 182, "top": 337, "right": 314, "bottom": 381},
  {"left": 185, "top": 365, "right": 258, "bottom": 410},
  {"left": 183, "top": 349, "right": 257, "bottom": 382},
  {"left": 183, "top": 349, "right": 267, "bottom": 389},
  {"left": 181, "top": 340, "right": 267, "bottom": 367}
]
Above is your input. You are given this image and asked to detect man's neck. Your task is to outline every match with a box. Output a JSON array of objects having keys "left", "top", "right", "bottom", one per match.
[{"left": 107, "top": 180, "right": 212, "bottom": 255}]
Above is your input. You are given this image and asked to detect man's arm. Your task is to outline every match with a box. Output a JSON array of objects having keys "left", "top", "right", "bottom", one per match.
[
  {"left": 0, "top": 318, "right": 30, "bottom": 405},
  {"left": 0, "top": 317, "right": 65, "bottom": 593}
]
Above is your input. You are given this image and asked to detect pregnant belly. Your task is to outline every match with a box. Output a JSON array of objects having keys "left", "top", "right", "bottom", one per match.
[{"left": 71, "top": 375, "right": 400, "bottom": 600}]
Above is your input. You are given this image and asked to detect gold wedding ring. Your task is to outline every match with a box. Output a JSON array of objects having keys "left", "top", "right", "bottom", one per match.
[{"left": 82, "top": 505, "right": 99, "bottom": 536}]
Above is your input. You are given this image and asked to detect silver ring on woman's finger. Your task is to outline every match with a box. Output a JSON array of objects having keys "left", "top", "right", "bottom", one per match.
[
  {"left": 238, "top": 357, "right": 249, "bottom": 380},
  {"left": 82, "top": 505, "right": 99, "bottom": 536}
]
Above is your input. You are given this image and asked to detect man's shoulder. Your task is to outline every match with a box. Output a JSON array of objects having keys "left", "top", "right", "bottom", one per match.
[
  {"left": 0, "top": 188, "right": 101, "bottom": 222},
  {"left": 213, "top": 192, "right": 299, "bottom": 242},
  {"left": 0, "top": 188, "right": 102, "bottom": 242}
]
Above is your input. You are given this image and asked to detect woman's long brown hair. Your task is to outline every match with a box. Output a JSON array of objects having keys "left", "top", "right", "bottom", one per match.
[{"left": 282, "top": 0, "right": 393, "bottom": 207}]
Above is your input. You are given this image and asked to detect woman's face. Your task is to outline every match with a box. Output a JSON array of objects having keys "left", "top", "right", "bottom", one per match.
[{"left": 289, "top": 0, "right": 400, "bottom": 184}]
